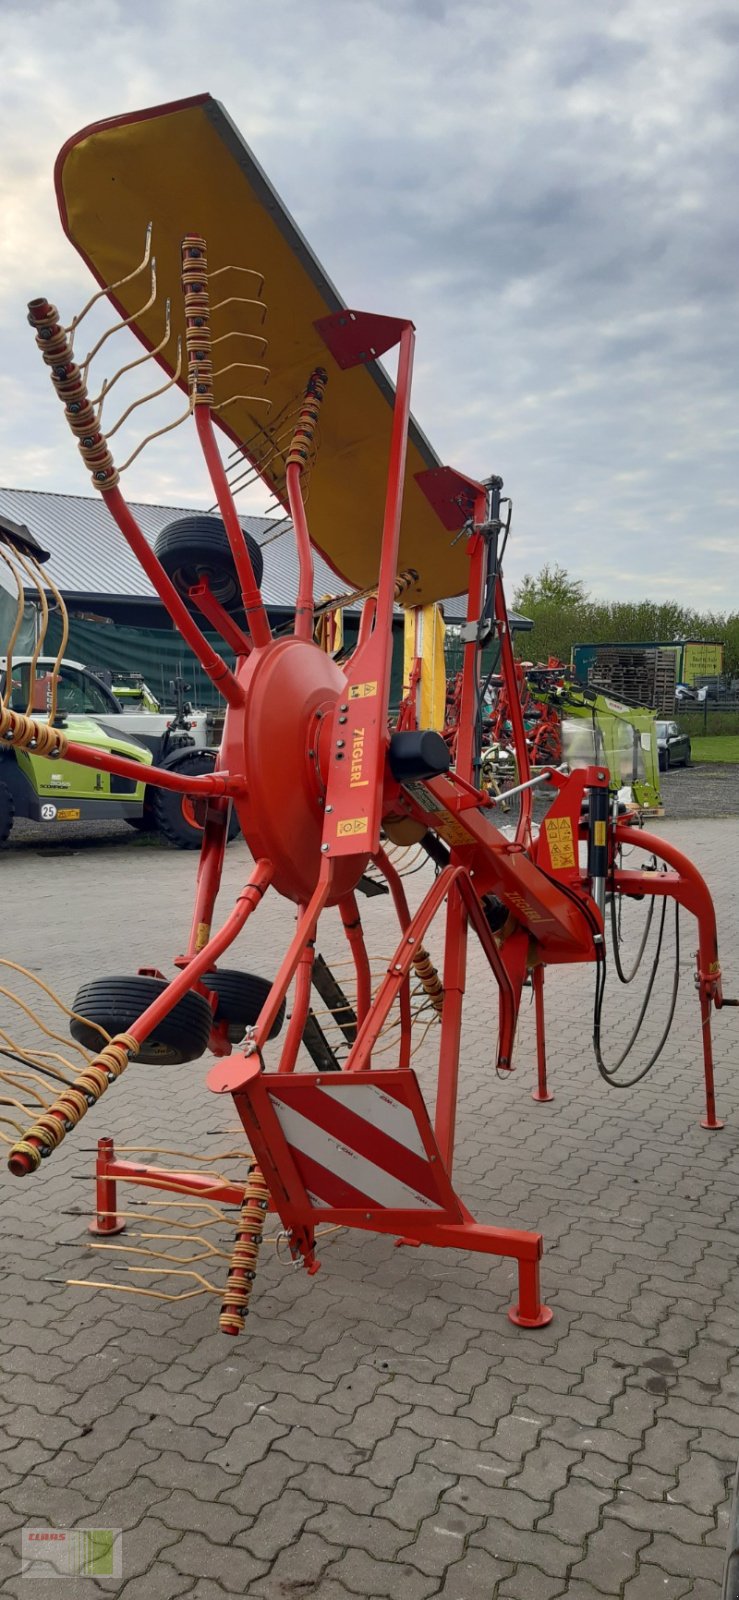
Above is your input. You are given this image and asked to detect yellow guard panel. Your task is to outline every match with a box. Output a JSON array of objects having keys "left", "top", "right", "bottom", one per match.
[{"left": 55, "top": 94, "right": 472, "bottom": 605}]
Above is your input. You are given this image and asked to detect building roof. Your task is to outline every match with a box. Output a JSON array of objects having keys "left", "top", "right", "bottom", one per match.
[
  {"left": 0, "top": 485, "right": 530, "bottom": 629},
  {"left": 0, "top": 485, "right": 347, "bottom": 613}
]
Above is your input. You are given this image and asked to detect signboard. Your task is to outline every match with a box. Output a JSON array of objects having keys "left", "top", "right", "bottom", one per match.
[{"left": 681, "top": 641, "right": 724, "bottom": 685}]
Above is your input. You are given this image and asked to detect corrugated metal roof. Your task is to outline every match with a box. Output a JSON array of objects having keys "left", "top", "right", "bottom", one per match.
[
  {"left": 0, "top": 486, "right": 529, "bottom": 628},
  {"left": 0, "top": 486, "right": 350, "bottom": 612}
]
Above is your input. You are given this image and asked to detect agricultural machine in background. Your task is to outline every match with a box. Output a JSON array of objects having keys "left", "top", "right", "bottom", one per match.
[
  {"left": 1, "top": 95, "right": 735, "bottom": 1340},
  {"left": 479, "top": 658, "right": 662, "bottom": 812},
  {"left": 0, "top": 645, "right": 232, "bottom": 847}
]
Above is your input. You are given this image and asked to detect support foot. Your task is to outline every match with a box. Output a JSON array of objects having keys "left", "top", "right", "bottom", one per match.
[
  {"left": 88, "top": 1215, "right": 126, "bottom": 1236},
  {"left": 508, "top": 1302, "right": 554, "bottom": 1328}
]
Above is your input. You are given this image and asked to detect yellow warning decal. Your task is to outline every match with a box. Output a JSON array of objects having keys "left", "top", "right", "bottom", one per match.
[
  {"left": 57, "top": 808, "right": 81, "bottom": 820},
  {"left": 544, "top": 816, "right": 576, "bottom": 870},
  {"left": 337, "top": 817, "right": 369, "bottom": 837},
  {"left": 435, "top": 811, "right": 476, "bottom": 848},
  {"left": 594, "top": 820, "right": 607, "bottom": 847},
  {"left": 348, "top": 681, "right": 378, "bottom": 700}
]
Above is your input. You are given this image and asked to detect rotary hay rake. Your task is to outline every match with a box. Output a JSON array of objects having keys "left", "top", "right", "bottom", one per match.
[{"left": 2, "top": 94, "right": 735, "bottom": 1338}]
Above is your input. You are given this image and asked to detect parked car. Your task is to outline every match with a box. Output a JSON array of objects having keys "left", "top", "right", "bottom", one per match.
[{"left": 656, "top": 720, "right": 691, "bottom": 770}]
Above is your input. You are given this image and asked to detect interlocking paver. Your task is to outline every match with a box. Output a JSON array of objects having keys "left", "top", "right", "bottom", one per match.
[{"left": 2, "top": 818, "right": 737, "bottom": 1599}]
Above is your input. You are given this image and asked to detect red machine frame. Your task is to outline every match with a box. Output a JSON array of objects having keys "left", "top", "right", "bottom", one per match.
[{"left": 8, "top": 245, "right": 732, "bottom": 1337}]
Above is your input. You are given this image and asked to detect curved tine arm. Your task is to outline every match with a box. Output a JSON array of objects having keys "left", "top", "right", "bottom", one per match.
[
  {"left": 210, "top": 295, "right": 267, "bottom": 322},
  {"left": 106, "top": 336, "right": 184, "bottom": 440},
  {"left": 212, "top": 331, "right": 268, "bottom": 354},
  {"left": 81, "top": 261, "right": 158, "bottom": 378},
  {"left": 93, "top": 298, "right": 173, "bottom": 414},
  {"left": 66, "top": 222, "right": 153, "bottom": 340},
  {"left": 209, "top": 265, "right": 265, "bottom": 297}
]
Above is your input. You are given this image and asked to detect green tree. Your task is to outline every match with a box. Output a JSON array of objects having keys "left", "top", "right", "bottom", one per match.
[{"left": 514, "top": 565, "right": 588, "bottom": 611}]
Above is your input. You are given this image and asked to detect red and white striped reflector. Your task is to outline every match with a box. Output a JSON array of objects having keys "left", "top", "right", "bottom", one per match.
[{"left": 263, "top": 1074, "right": 453, "bottom": 1214}]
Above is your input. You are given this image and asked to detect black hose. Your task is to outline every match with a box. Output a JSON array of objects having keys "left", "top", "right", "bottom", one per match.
[
  {"left": 609, "top": 851, "right": 658, "bottom": 984},
  {"left": 593, "top": 897, "right": 681, "bottom": 1088}
]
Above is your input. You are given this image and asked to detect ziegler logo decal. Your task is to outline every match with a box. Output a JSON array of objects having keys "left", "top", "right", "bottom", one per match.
[
  {"left": 508, "top": 891, "right": 548, "bottom": 924},
  {"left": 350, "top": 727, "right": 368, "bottom": 788}
]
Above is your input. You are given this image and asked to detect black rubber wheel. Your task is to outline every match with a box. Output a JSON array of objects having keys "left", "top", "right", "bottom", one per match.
[
  {"left": 0, "top": 779, "right": 14, "bottom": 846},
  {"left": 723, "top": 1455, "right": 739, "bottom": 1598},
  {"left": 203, "top": 968, "right": 286, "bottom": 1043},
  {"left": 153, "top": 515, "right": 264, "bottom": 617},
  {"left": 152, "top": 751, "right": 240, "bottom": 850},
  {"left": 70, "top": 976, "right": 213, "bottom": 1065}
]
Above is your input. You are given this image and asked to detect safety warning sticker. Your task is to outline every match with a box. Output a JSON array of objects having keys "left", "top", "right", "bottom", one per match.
[
  {"left": 337, "top": 817, "right": 369, "bottom": 837},
  {"left": 348, "top": 681, "right": 377, "bottom": 700},
  {"left": 544, "top": 816, "right": 576, "bottom": 870}
]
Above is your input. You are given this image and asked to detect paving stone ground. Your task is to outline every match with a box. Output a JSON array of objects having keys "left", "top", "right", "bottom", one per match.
[{"left": 1, "top": 817, "right": 737, "bottom": 1598}]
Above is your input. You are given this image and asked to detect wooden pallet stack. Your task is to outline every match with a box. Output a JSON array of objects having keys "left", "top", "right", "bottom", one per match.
[{"left": 587, "top": 647, "right": 676, "bottom": 713}]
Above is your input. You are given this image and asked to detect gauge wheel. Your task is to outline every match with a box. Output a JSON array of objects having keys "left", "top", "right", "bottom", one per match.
[
  {"left": 203, "top": 967, "right": 286, "bottom": 1044},
  {"left": 70, "top": 975, "right": 214, "bottom": 1065}
]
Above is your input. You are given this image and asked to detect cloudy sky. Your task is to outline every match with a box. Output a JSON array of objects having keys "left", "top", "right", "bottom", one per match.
[{"left": 1, "top": 0, "right": 737, "bottom": 608}]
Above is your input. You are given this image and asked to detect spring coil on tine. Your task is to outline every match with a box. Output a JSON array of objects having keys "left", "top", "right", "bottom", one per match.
[
  {"left": 286, "top": 368, "right": 328, "bottom": 469},
  {"left": 412, "top": 946, "right": 444, "bottom": 1015},
  {"left": 219, "top": 1165, "right": 270, "bottom": 1335},
  {"left": 27, "top": 299, "right": 119, "bottom": 488},
  {"left": 0, "top": 705, "right": 68, "bottom": 757},
  {"left": 7, "top": 1034, "right": 138, "bottom": 1177},
  {"left": 393, "top": 568, "right": 419, "bottom": 601},
  {"left": 181, "top": 235, "right": 214, "bottom": 406}
]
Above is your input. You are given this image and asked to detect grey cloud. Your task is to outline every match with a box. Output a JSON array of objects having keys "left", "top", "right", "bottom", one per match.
[{"left": 0, "top": 0, "right": 737, "bottom": 607}]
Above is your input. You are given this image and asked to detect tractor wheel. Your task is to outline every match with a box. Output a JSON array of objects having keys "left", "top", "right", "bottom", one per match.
[
  {"left": 0, "top": 779, "right": 14, "bottom": 846},
  {"left": 153, "top": 515, "right": 264, "bottom": 618},
  {"left": 203, "top": 968, "right": 286, "bottom": 1043},
  {"left": 152, "top": 751, "right": 241, "bottom": 850},
  {"left": 70, "top": 976, "right": 213, "bottom": 1065}
]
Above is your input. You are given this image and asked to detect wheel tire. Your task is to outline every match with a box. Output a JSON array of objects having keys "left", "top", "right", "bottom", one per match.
[
  {"left": 152, "top": 751, "right": 240, "bottom": 850},
  {"left": 153, "top": 515, "right": 263, "bottom": 618},
  {"left": 203, "top": 968, "right": 286, "bottom": 1043},
  {"left": 70, "top": 976, "right": 213, "bottom": 1065},
  {"left": 0, "top": 779, "right": 14, "bottom": 846}
]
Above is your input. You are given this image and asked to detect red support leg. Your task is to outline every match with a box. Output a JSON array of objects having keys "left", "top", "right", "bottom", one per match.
[
  {"left": 699, "top": 980, "right": 724, "bottom": 1130},
  {"left": 531, "top": 963, "right": 554, "bottom": 1103},
  {"left": 88, "top": 1137, "right": 126, "bottom": 1235},
  {"left": 509, "top": 1251, "right": 554, "bottom": 1329}
]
